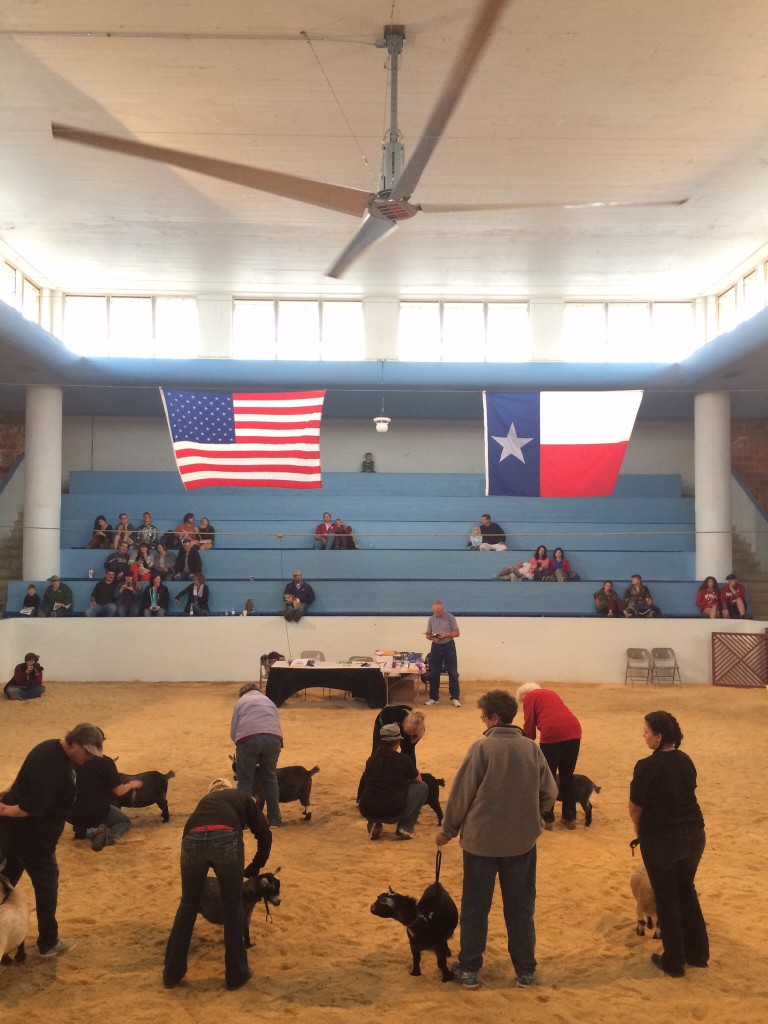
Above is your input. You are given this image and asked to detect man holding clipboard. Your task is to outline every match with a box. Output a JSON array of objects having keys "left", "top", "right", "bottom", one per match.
[{"left": 425, "top": 600, "right": 461, "bottom": 708}]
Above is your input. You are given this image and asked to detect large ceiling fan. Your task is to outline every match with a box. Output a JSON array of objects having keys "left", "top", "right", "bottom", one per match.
[{"left": 51, "top": 0, "right": 686, "bottom": 279}]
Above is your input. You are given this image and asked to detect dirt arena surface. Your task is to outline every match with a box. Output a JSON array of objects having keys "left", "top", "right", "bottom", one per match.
[{"left": 1, "top": 678, "right": 767, "bottom": 1024}]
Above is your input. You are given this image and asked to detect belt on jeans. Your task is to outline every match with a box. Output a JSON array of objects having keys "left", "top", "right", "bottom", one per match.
[{"left": 189, "top": 824, "right": 235, "bottom": 833}]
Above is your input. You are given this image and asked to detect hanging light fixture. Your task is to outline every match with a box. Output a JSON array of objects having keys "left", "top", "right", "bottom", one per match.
[{"left": 373, "top": 360, "right": 391, "bottom": 432}]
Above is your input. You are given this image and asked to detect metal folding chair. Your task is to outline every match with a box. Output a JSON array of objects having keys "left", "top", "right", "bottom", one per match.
[
  {"left": 651, "top": 648, "right": 682, "bottom": 686},
  {"left": 625, "top": 648, "right": 652, "bottom": 685}
]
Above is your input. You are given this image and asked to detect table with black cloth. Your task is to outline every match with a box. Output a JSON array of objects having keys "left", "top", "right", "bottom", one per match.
[{"left": 265, "top": 661, "right": 387, "bottom": 708}]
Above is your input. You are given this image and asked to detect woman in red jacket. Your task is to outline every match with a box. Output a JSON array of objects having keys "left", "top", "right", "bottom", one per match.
[
  {"left": 516, "top": 683, "right": 582, "bottom": 829},
  {"left": 544, "top": 547, "right": 578, "bottom": 582},
  {"left": 695, "top": 576, "right": 721, "bottom": 619}
]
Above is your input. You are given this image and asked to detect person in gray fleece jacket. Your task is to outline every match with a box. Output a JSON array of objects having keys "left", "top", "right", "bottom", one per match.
[{"left": 436, "top": 688, "right": 557, "bottom": 990}]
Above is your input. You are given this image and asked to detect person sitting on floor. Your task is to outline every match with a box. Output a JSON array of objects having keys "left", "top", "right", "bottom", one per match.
[
  {"left": 623, "top": 574, "right": 662, "bottom": 617},
  {"left": 40, "top": 575, "right": 74, "bottom": 617},
  {"left": 720, "top": 573, "right": 749, "bottom": 619},
  {"left": 4, "top": 652, "right": 46, "bottom": 701},
  {"left": 695, "top": 576, "right": 721, "bottom": 619},
  {"left": 86, "top": 515, "right": 113, "bottom": 550},
  {"left": 359, "top": 723, "right": 428, "bottom": 841},
  {"left": 176, "top": 573, "right": 210, "bottom": 616},
  {"left": 594, "top": 580, "right": 625, "bottom": 617},
  {"left": 282, "top": 569, "right": 315, "bottom": 622}
]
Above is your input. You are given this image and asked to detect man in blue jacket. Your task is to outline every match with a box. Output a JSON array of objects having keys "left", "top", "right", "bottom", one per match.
[{"left": 282, "top": 569, "right": 315, "bottom": 622}]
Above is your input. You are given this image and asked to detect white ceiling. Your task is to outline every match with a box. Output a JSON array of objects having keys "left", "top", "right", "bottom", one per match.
[{"left": 2, "top": 0, "right": 768, "bottom": 299}]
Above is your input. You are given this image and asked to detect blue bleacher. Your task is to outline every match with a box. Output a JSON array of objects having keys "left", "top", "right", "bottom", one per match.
[{"left": 6, "top": 472, "right": 700, "bottom": 617}]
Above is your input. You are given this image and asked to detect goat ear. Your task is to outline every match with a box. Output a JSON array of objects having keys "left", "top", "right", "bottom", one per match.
[
  {"left": 273, "top": 866, "right": 281, "bottom": 875},
  {"left": 387, "top": 886, "right": 395, "bottom": 894},
  {"left": 229, "top": 754, "right": 235, "bottom": 763}
]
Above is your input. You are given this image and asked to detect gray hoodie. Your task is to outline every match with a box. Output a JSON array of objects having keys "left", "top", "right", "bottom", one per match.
[{"left": 439, "top": 725, "right": 557, "bottom": 857}]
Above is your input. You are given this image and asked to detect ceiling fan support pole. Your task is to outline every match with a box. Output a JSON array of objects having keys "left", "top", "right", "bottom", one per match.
[{"left": 381, "top": 24, "right": 406, "bottom": 192}]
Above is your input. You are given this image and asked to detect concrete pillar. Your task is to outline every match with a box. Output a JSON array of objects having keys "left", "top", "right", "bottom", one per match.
[
  {"left": 694, "top": 391, "right": 732, "bottom": 580},
  {"left": 23, "top": 385, "right": 63, "bottom": 580}
]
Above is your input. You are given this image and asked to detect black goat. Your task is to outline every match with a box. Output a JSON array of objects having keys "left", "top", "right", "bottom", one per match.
[
  {"left": 198, "top": 870, "right": 281, "bottom": 948},
  {"left": 115, "top": 769, "right": 175, "bottom": 822},
  {"left": 419, "top": 772, "right": 445, "bottom": 825},
  {"left": 555, "top": 772, "right": 601, "bottom": 826},
  {"left": 230, "top": 755, "right": 319, "bottom": 821},
  {"left": 371, "top": 881, "right": 458, "bottom": 981}
]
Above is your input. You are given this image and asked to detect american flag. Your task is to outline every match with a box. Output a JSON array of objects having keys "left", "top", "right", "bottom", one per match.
[{"left": 160, "top": 388, "right": 326, "bottom": 489}]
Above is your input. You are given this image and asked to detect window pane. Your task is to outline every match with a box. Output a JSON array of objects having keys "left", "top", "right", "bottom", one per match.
[
  {"left": 232, "top": 300, "right": 276, "bottom": 359},
  {"left": 1, "top": 262, "right": 18, "bottom": 308},
  {"left": 650, "top": 302, "right": 695, "bottom": 361},
  {"left": 398, "top": 302, "right": 440, "bottom": 360},
  {"left": 606, "top": 303, "right": 651, "bottom": 362},
  {"left": 63, "top": 296, "right": 108, "bottom": 355},
  {"left": 22, "top": 279, "right": 41, "bottom": 324},
  {"left": 486, "top": 303, "right": 531, "bottom": 362},
  {"left": 441, "top": 303, "right": 485, "bottom": 361},
  {"left": 321, "top": 302, "right": 365, "bottom": 360},
  {"left": 562, "top": 304, "right": 607, "bottom": 361},
  {"left": 277, "top": 301, "right": 320, "bottom": 360},
  {"left": 109, "top": 296, "right": 153, "bottom": 357},
  {"left": 717, "top": 286, "right": 737, "bottom": 334},
  {"left": 741, "top": 269, "right": 764, "bottom": 321},
  {"left": 155, "top": 297, "right": 199, "bottom": 359}
]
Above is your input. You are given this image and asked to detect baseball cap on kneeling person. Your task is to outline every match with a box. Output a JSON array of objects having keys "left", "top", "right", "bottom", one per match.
[
  {"left": 380, "top": 723, "right": 402, "bottom": 743},
  {"left": 66, "top": 723, "right": 105, "bottom": 757}
]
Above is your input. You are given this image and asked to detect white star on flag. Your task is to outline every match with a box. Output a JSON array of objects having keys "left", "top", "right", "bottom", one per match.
[{"left": 492, "top": 422, "right": 534, "bottom": 464}]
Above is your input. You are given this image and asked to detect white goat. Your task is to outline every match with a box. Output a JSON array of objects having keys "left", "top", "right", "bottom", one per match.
[
  {"left": 630, "top": 863, "right": 660, "bottom": 938},
  {"left": 0, "top": 873, "right": 29, "bottom": 964}
]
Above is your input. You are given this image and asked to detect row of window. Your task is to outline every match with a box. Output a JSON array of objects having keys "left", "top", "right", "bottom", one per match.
[{"left": 1, "top": 260, "right": 41, "bottom": 325}]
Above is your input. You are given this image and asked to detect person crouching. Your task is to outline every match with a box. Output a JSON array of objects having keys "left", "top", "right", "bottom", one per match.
[{"left": 359, "top": 723, "right": 428, "bottom": 841}]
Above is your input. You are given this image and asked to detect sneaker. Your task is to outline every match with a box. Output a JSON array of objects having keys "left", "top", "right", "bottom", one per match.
[
  {"left": 425, "top": 699, "right": 439, "bottom": 706},
  {"left": 396, "top": 827, "right": 414, "bottom": 840},
  {"left": 450, "top": 962, "right": 480, "bottom": 989},
  {"left": 516, "top": 973, "right": 535, "bottom": 988},
  {"left": 370, "top": 822, "right": 382, "bottom": 841},
  {"left": 92, "top": 823, "right": 110, "bottom": 852},
  {"left": 450, "top": 698, "right": 462, "bottom": 708},
  {"left": 40, "top": 938, "right": 77, "bottom": 958}
]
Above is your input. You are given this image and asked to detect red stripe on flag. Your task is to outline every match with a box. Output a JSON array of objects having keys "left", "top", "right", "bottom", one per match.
[
  {"left": 181, "top": 477, "right": 323, "bottom": 490},
  {"left": 174, "top": 447, "right": 319, "bottom": 461},
  {"left": 539, "top": 441, "right": 628, "bottom": 497},
  {"left": 178, "top": 462, "right": 320, "bottom": 476},
  {"left": 233, "top": 390, "right": 325, "bottom": 403}
]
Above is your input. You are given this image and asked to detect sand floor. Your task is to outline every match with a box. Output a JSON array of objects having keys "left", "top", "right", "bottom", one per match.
[{"left": 1, "top": 677, "right": 767, "bottom": 1024}]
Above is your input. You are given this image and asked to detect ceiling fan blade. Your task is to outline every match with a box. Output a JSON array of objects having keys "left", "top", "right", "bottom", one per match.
[
  {"left": 51, "top": 123, "right": 371, "bottom": 218},
  {"left": 420, "top": 198, "right": 690, "bottom": 213},
  {"left": 326, "top": 215, "right": 397, "bottom": 278},
  {"left": 391, "top": 0, "right": 509, "bottom": 202}
]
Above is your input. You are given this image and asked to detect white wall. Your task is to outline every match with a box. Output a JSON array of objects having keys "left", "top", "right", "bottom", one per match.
[
  {"left": 61, "top": 416, "right": 695, "bottom": 482},
  {"left": 2, "top": 614, "right": 763, "bottom": 686}
]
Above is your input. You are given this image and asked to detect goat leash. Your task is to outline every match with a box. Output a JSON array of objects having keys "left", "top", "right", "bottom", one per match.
[{"left": 435, "top": 849, "right": 442, "bottom": 883}]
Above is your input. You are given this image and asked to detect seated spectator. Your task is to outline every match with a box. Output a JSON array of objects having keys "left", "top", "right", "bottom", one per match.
[
  {"left": 282, "top": 569, "right": 315, "bottom": 623},
  {"left": 154, "top": 542, "right": 176, "bottom": 580},
  {"left": 20, "top": 583, "right": 40, "bottom": 617},
  {"left": 498, "top": 548, "right": 548, "bottom": 581},
  {"left": 362, "top": 452, "right": 375, "bottom": 473},
  {"left": 112, "top": 512, "right": 135, "bottom": 550},
  {"left": 105, "top": 541, "right": 132, "bottom": 581},
  {"left": 594, "top": 580, "right": 625, "bottom": 617},
  {"left": 496, "top": 561, "right": 533, "bottom": 582},
  {"left": 720, "top": 573, "right": 749, "bottom": 619},
  {"left": 86, "top": 515, "right": 113, "bottom": 550},
  {"left": 314, "top": 512, "right": 334, "bottom": 551},
  {"left": 85, "top": 570, "right": 118, "bottom": 617},
  {"left": 696, "top": 576, "right": 721, "bottom": 619},
  {"left": 358, "top": 722, "right": 428, "bottom": 841},
  {"left": 623, "top": 574, "right": 662, "bottom": 617},
  {"left": 530, "top": 545, "right": 549, "bottom": 580},
  {"left": 130, "top": 543, "right": 154, "bottom": 582},
  {"left": 142, "top": 574, "right": 170, "bottom": 617},
  {"left": 134, "top": 512, "right": 158, "bottom": 550},
  {"left": 198, "top": 517, "right": 216, "bottom": 550},
  {"left": 478, "top": 513, "right": 507, "bottom": 551},
  {"left": 176, "top": 573, "right": 210, "bottom": 616},
  {"left": 41, "top": 575, "right": 74, "bottom": 617},
  {"left": 329, "top": 517, "right": 357, "bottom": 550},
  {"left": 4, "top": 652, "right": 46, "bottom": 701},
  {"left": 174, "top": 537, "right": 203, "bottom": 580},
  {"left": 175, "top": 512, "right": 201, "bottom": 549},
  {"left": 467, "top": 526, "right": 483, "bottom": 551},
  {"left": 115, "top": 576, "right": 142, "bottom": 618},
  {"left": 544, "top": 547, "right": 579, "bottom": 582}
]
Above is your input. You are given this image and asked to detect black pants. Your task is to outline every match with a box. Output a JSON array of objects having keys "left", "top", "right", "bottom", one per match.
[
  {"left": 640, "top": 828, "right": 708, "bottom": 972},
  {"left": 540, "top": 738, "right": 580, "bottom": 822},
  {"left": 0, "top": 818, "right": 64, "bottom": 951}
]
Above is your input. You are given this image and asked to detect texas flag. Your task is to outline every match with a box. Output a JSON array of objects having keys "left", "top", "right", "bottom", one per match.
[{"left": 484, "top": 391, "right": 643, "bottom": 497}]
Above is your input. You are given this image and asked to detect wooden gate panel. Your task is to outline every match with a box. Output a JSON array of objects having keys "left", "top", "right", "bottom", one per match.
[{"left": 712, "top": 632, "right": 767, "bottom": 688}]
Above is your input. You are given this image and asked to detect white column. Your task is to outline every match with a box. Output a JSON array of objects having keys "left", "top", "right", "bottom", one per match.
[
  {"left": 23, "top": 385, "right": 63, "bottom": 580},
  {"left": 694, "top": 391, "right": 732, "bottom": 580}
]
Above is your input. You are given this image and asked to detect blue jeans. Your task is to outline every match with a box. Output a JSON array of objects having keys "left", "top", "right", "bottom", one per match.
[
  {"left": 5, "top": 684, "right": 46, "bottom": 700},
  {"left": 458, "top": 847, "right": 538, "bottom": 977},
  {"left": 236, "top": 734, "right": 282, "bottom": 825},
  {"left": 164, "top": 830, "right": 248, "bottom": 988},
  {"left": 429, "top": 640, "right": 459, "bottom": 701},
  {"left": 283, "top": 602, "right": 307, "bottom": 622},
  {"left": 640, "top": 828, "right": 708, "bottom": 971},
  {"left": 0, "top": 817, "right": 64, "bottom": 951},
  {"left": 314, "top": 537, "right": 333, "bottom": 551},
  {"left": 85, "top": 603, "right": 116, "bottom": 617}
]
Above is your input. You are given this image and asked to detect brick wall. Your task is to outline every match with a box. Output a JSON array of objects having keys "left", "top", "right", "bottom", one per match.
[
  {"left": 0, "top": 413, "right": 25, "bottom": 480},
  {"left": 732, "top": 419, "right": 768, "bottom": 513}
]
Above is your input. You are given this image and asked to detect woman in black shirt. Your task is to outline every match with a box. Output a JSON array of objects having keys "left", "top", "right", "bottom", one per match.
[{"left": 628, "top": 711, "right": 708, "bottom": 977}]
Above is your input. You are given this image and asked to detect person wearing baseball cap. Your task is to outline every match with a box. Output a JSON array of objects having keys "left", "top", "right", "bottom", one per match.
[
  {"left": 4, "top": 652, "right": 45, "bottom": 701},
  {"left": 40, "top": 575, "right": 74, "bottom": 617},
  {"left": 720, "top": 572, "right": 750, "bottom": 619},
  {"left": 0, "top": 722, "right": 104, "bottom": 957},
  {"left": 358, "top": 722, "right": 428, "bottom": 841}
]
